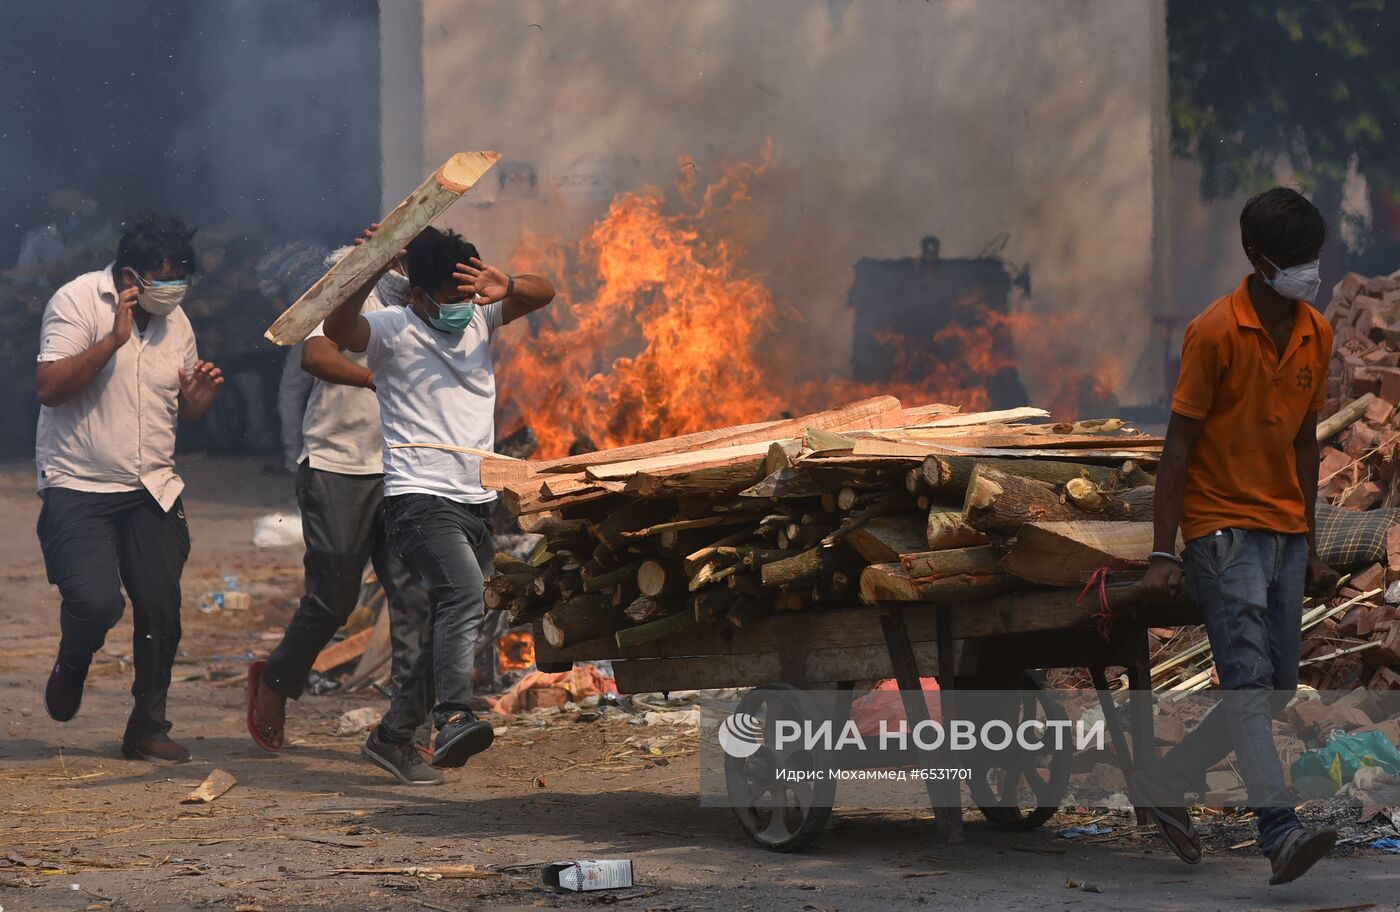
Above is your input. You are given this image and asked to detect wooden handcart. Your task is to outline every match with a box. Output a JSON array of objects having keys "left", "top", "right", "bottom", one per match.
[{"left": 535, "top": 585, "right": 1199, "bottom": 851}]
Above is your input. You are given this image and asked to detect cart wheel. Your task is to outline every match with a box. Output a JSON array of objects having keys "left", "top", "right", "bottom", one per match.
[
  {"left": 725, "top": 683, "right": 835, "bottom": 852},
  {"left": 969, "top": 671, "right": 1072, "bottom": 830}
]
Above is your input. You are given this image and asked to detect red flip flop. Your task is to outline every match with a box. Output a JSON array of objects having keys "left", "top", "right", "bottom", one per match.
[{"left": 245, "top": 660, "right": 281, "bottom": 753}]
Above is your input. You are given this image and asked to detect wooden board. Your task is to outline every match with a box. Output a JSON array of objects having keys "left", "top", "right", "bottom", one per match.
[
  {"left": 612, "top": 641, "right": 958, "bottom": 692},
  {"left": 907, "top": 407, "right": 1050, "bottom": 428},
  {"left": 482, "top": 396, "right": 902, "bottom": 489},
  {"left": 182, "top": 769, "right": 237, "bottom": 804},
  {"left": 1001, "top": 521, "right": 1181, "bottom": 587},
  {"left": 586, "top": 440, "right": 795, "bottom": 482},
  {"left": 311, "top": 626, "right": 375, "bottom": 673},
  {"left": 844, "top": 514, "right": 929, "bottom": 563},
  {"left": 533, "top": 587, "right": 1198, "bottom": 665},
  {"left": 265, "top": 151, "right": 500, "bottom": 344}
]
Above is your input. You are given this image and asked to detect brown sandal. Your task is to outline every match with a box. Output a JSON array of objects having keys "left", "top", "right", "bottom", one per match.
[{"left": 1130, "top": 770, "right": 1202, "bottom": 864}]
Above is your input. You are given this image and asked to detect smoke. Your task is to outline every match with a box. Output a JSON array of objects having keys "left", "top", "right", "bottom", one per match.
[
  {"left": 418, "top": 0, "right": 1164, "bottom": 406},
  {"left": 0, "top": 0, "right": 380, "bottom": 264}
]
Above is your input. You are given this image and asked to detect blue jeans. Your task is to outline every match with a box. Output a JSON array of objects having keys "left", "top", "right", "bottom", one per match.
[
  {"left": 1146, "top": 528, "right": 1305, "bottom": 857},
  {"left": 375, "top": 494, "right": 495, "bottom": 742}
]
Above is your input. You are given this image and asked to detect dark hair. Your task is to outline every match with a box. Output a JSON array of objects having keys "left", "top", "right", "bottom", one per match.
[
  {"left": 405, "top": 226, "right": 479, "bottom": 295},
  {"left": 114, "top": 212, "right": 198, "bottom": 276},
  {"left": 1239, "top": 187, "right": 1327, "bottom": 267}
]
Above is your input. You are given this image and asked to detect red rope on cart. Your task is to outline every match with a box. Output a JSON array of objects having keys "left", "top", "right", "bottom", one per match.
[{"left": 1077, "top": 565, "right": 1114, "bottom": 640}]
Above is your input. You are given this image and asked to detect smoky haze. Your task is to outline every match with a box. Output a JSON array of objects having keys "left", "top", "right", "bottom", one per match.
[
  {"left": 415, "top": 0, "right": 1163, "bottom": 409},
  {"left": 0, "top": 0, "right": 381, "bottom": 262}
]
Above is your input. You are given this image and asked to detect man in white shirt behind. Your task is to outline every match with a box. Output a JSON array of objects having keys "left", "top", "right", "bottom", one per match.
[
  {"left": 324, "top": 225, "right": 555, "bottom": 778},
  {"left": 34, "top": 214, "right": 223, "bottom": 763}
]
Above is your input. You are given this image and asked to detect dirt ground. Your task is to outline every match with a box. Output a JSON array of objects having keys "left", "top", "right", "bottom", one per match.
[{"left": 2, "top": 456, "right": 1397, "bottom": 912}]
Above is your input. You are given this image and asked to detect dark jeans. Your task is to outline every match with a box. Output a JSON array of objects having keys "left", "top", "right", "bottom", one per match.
[
  {"left": 264, "top": 464, "right": 431, "bottom": 707},
  {"left": 377, "top": 493, "right": 494, "bottom": 743},
  {"left": 1145, "top": 528, "right": 1306, "bottom": 857},
  {"left": 37, "top": 488, "right": 190, "bottom": 742}
]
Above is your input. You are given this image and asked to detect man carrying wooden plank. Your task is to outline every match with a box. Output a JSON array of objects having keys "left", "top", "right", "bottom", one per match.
[
  {"left": 245, "top": 249, "right": 434, "bottom": 782},
  {"left": 323, "top": 225, "right": 555, "bottom": 779},
  {"left": 1138, "top": 187, "right": 1340, "bottom": 884},
  {"left": 36, "top": 214, "right": 224, "bottom": 763}
]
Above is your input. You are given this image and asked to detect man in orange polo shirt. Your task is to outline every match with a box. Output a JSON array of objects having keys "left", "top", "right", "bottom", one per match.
[{"left": 1137, "top": 187, "right": 1340, "bottom": 885}]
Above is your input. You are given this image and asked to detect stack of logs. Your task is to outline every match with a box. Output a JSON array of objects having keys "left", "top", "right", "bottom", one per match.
[{"left": 478, "top": 396, "right": 1167, "bottom": 652}]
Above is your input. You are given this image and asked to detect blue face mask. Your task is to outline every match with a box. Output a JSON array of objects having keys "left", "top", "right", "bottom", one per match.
[{"left": 423, "top": 290, "right": 477, "bottom": 333}]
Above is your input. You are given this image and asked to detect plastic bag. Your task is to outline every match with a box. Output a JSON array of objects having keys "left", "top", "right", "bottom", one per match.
[{"left": 1289, "top": 728, "right": 1400, "bottom": 794}]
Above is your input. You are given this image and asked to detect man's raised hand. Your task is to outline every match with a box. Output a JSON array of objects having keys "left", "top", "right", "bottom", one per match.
[
  {"left": 454, "top": 258, "right": 512, "bottom": 304},
  {"left": 108, "top": 284, "right": 138, "bottom": 349}
]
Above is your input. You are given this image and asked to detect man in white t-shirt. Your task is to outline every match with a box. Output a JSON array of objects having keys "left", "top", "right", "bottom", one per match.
[
  {"left": 246, "top": 259, "right": 434, "bottom": 784},
  {"left": 324, "top": 225, "right": 555, "bottom": 777}
]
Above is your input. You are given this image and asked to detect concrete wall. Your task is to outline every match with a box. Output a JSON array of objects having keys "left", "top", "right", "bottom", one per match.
[{"left": 382, "top": 0, "right": 1168, "bottom": 405}]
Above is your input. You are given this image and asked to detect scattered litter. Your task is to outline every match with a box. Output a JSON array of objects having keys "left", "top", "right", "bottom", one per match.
[
  {"left": 1386, "top": 581, "right": 1400, "bottom": 606},
  {"left": 331, "top": 707, "right": 382, "bottom": 737},
  {"left": 332, "top": 864, "right": 496, "bottom": 880},
  {"left": 638, "top": 709, "right": 701, "bottom": 728},
  {"left": 1370, "top": 837, "right": 1400, "bottom": 853},
  {"left": 181, "top": 769, "right": 236, "bottom": 804},
  {"left": 1228, "top": 838, "right": 1258, "bottom": 850},
  {"left": 1291, "top": 729, "right": 1400, "bottom": 797},
  {"left": 1057, "top": 824, "right": 1113, "bottom": 838},
  {"left": 487, "top": 665, "right": 615, "bottom": 715},
  {"left": 1066, "top": 880, "right": 1103, "bottom": 893},
  {"left": 541, "top": 859, "right": 634, "bottom": 892},
  {"left": 253, "top": 513, "right": 303, "bottom": 549}
]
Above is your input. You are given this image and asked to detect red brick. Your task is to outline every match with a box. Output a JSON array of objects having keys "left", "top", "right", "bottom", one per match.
[
  {"left": 1331, "top": 687, "right": 1380, "bottom": 722},
  {"left": 1367, "top": 667, "right": 1400, "bottom": 691},
  {"left": 1370, "top": 622, "right": 1400, "bottom": 667},
  {"left": 1366, "top": 396, "right": 1397, "bottom": 425},
  {"left": 1366, "top": 276, "right": 1400, "bottom": 296},
  {"left": 1336, "top": 272, "right": 1369, "bottom": 303},
  {"left": 1286, "top": 698, "right": 1332, "bottom": 737},
  {"left": 1341, "top": 482, "right": 1383, "bottom": 510},
  {"left": 1353, "top": 563, "right": 1387, "bottom": 594},
  {"left": 1376, "top": 367, "right": 1400, "bottom": 405}
]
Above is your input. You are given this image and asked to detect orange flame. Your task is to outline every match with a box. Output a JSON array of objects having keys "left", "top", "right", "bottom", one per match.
[
  {"left": 497, "top": 630, "right": 535, "bottom": 671},
  {"left": 497, "top": 150, "right": 1117, "bottom": 459}
]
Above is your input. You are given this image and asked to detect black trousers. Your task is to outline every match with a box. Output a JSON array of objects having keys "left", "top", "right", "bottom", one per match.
[
  {"left": 37, "top": 488, "right": 189, "bottom": 741},
  {"left": 377, "top": 494, "right": 494, "bottom": 742},
  {"left": 264, "top": 464, "right": 431, "bottom": 709}
]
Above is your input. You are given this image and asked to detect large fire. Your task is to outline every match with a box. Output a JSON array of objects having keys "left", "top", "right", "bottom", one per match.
[{"left": 496, "top": 151, "right": 1118, "bottom": 460}]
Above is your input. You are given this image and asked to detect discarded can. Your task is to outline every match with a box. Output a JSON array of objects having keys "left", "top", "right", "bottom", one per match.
[{"left": 541, "top": 859, "right": 634, "bottom": 892}]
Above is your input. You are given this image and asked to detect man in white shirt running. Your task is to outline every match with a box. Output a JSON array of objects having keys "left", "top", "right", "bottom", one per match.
[
  {"left": 324, "top": 225, "right": 555, "bottom": 777},
  {"left": 246, "top": 256, "right": 433, "bottom": 783}
]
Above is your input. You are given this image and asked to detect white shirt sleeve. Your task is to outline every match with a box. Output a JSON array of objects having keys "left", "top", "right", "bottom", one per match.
[
  {"left": 480, "top": 301, "right": 505, "bottom": 336},
  {"left": 306, "top": 320, "right": 326, "bottom": 341},
  {"left": 363, "top": 308, "right": 406, "bottom": 368},
  {"left": 37, "top": 287, "right": 96, "bottom": 362},
  {"left": 184, "top": 323, "right": 199, "bottom": 371}
]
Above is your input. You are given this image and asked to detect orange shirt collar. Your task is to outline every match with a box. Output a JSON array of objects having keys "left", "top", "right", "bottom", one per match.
[{"left": 1229, "top": 274, "right": 1313, "bottom": 340}]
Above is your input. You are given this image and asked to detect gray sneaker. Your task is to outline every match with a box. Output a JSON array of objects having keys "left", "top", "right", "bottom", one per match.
[
  {"left": 1269, "top": 825, "right": 1336, "bottom": 885},
  {"left": 362, "top": 729, "right": 445, "bottom": 786}
]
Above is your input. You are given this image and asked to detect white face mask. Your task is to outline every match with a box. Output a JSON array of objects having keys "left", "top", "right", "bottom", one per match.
[
  {"left": 136, "top": 278, "right": 189, "bottom": 315},
  {"left": 1260, "top": 253, "right": 1321, "bottom": 304}
]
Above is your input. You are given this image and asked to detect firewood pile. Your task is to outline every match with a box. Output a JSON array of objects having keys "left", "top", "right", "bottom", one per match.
[{"left": 479, "top": 396, "right": 1167, "bottom": 652}]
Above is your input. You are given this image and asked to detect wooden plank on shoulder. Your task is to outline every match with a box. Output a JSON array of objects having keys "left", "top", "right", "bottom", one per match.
[{"left": 265, "top": 152, "right": 500, "bottom": 345}]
